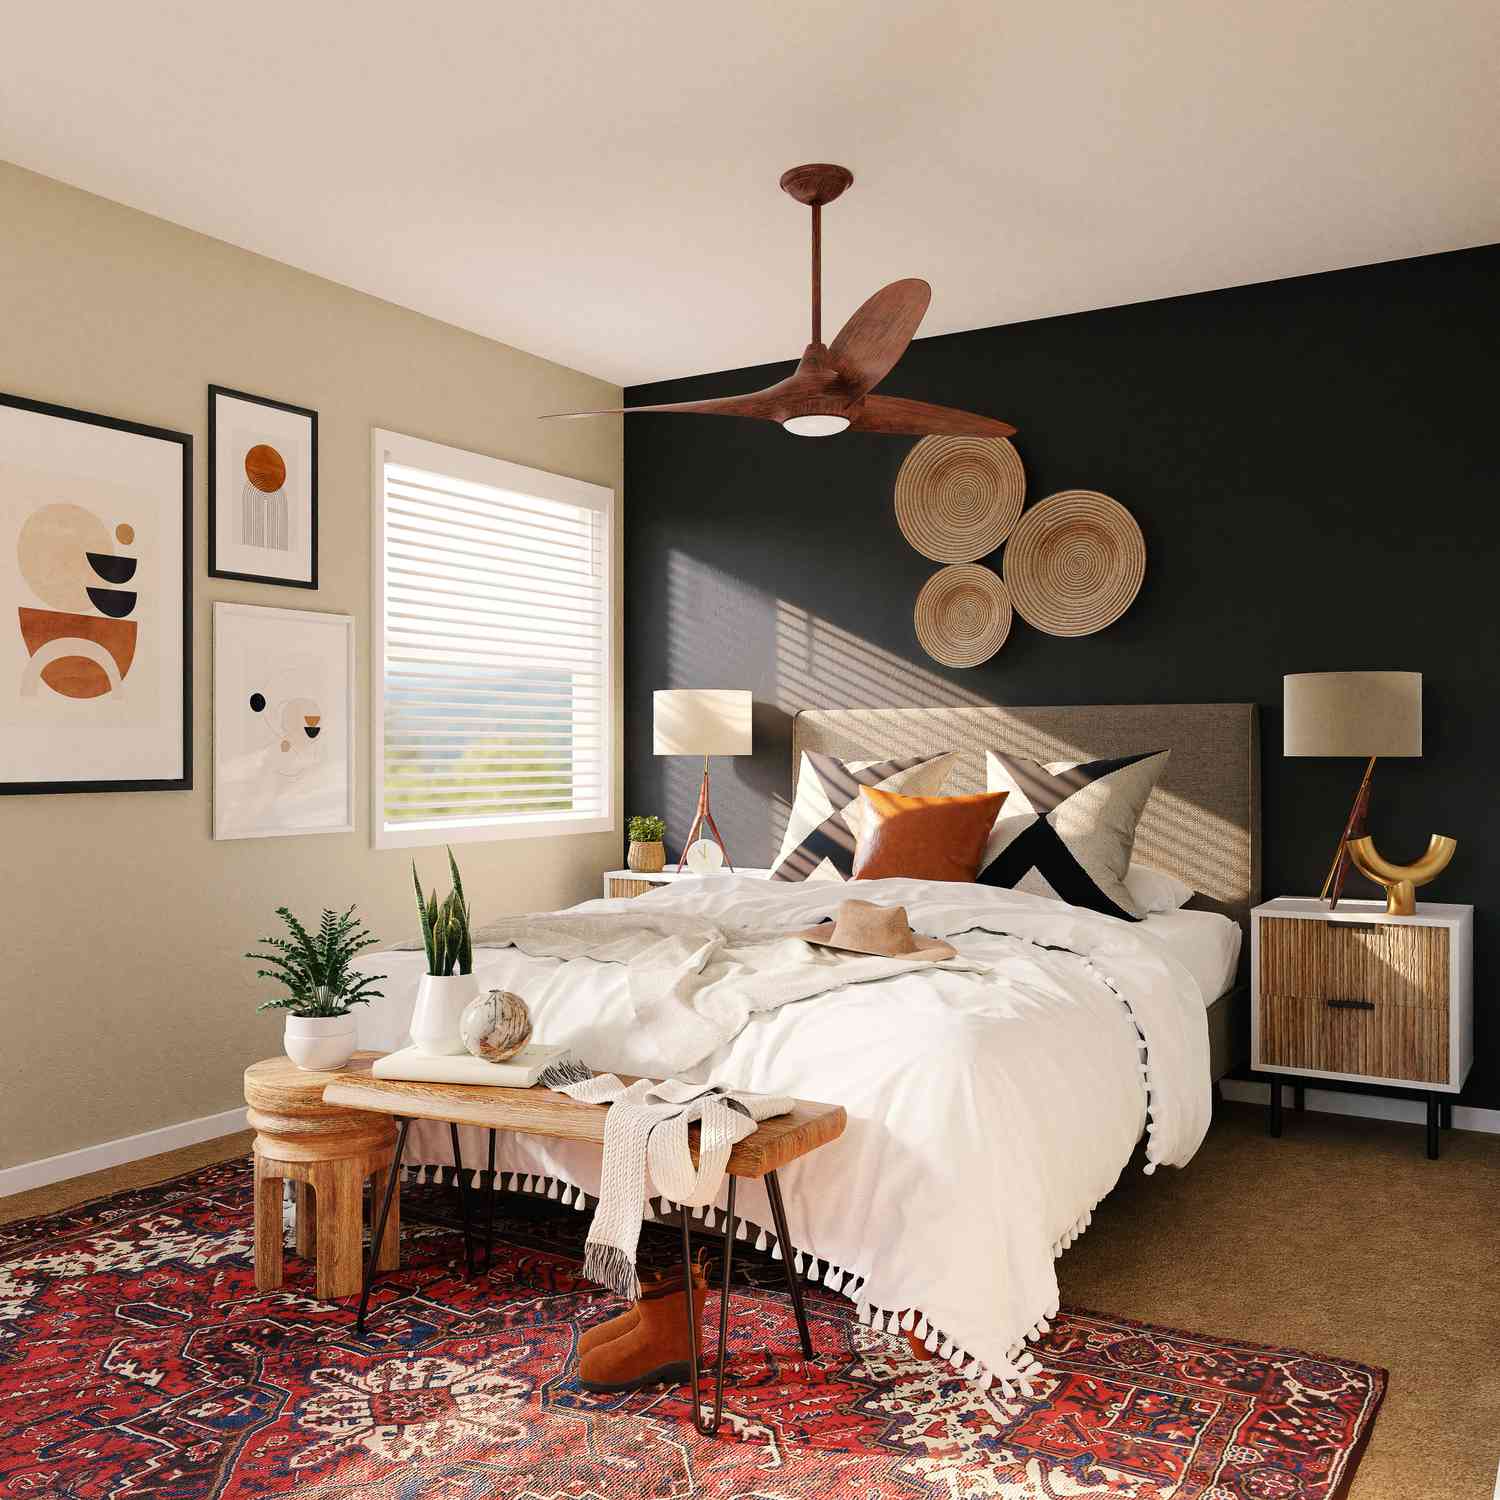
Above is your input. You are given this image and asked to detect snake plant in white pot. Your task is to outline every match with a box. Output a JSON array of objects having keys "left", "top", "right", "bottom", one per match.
[
  {"left": 247, "top": 905, "right": 387, "bottom": 1070},
  {"left": 409, "top": 848, "right": 478, "bottom": 1056}
]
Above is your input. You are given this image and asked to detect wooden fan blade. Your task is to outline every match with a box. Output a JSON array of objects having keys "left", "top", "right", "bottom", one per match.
[
  {"left": 848, "top": 394, "right": 1017, "bottom": 438},
  {"left": 542, "top": 365, "right": 831, "bottom": 424},
  {"left": 541, "top": 392, "right": 781, "bottom": 421},
  {"left": 828, "top": 279, "right": 932, "bottom": 398}
]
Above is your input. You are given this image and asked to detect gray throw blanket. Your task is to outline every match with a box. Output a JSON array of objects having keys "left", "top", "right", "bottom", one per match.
[{"left": 442, "top": 910, "right": 990, "bottom": 1074}]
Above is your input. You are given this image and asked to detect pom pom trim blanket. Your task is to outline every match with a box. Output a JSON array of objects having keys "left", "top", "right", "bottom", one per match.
[{"left": 363, "top": 874, "right": 1211, "bottom": 1392}]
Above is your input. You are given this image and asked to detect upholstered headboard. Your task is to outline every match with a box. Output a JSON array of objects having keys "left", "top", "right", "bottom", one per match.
[{"left": 791, "top": 703, "right": 1260, "bottom": 932}]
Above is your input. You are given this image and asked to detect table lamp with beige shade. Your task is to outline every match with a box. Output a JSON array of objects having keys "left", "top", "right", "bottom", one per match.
[
  {"left": 1284, "top": 670, "right": 1455, "bottom": 913},
  {"left": 653, "top": 689, "right": 753, "bottom": 872}
]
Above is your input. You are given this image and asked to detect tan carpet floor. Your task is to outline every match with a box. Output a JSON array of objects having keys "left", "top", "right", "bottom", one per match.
[
  {"left": 2, "top": 1105, "right": 1496, "bottom": 1497},
  {"left": 1060, "top": 1102, "right": 1500, "bottom": 1499}
]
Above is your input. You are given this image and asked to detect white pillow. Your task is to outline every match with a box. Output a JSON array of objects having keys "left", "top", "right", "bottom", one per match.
[
  {"left": 770, "top": 750, "right": 956, "bottom": 882},
  {"left": 1124, "top": 862, "right": 1194, "bottom": 914}
]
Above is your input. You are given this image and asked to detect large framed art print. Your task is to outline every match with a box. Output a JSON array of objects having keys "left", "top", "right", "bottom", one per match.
[
  {"left": 0, "top": 391, "right": 192, "bottom": 794},
  {"left": 208, "top": 385, "right": 318, "bottom": 588}
]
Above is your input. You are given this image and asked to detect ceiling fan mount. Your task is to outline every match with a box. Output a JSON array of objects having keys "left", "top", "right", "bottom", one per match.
[
  {"left": 777, "top": 162, "right": 854, "bottom": 207},
  {"left": 543, "top": 164, "right": 1015, "bottom": 440}
]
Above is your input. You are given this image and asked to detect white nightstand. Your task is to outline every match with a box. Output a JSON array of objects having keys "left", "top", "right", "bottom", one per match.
[
  {"left": 602, "top": 867, "right": 771, "bottom": 900},
  {"left": 1250, "top": 896, "right": 1474, "bottom": 1158}
]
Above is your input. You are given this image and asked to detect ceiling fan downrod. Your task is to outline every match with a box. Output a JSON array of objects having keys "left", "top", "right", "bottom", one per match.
[{"left": 777, "top": 162, "right": 855, "bottom": 350}]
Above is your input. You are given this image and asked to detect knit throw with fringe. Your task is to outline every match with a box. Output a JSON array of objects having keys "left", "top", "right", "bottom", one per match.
[{"left": 545, "top": 1065, "right": 793, "bottom": 1299}]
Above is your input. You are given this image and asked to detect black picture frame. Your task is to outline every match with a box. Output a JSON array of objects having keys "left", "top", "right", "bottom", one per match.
[
  {"left": 0, "top": 389, "right": 193, "bottom": 795},
  {"left": 207, "top": 384, "right": 319, "bottom": 588}
]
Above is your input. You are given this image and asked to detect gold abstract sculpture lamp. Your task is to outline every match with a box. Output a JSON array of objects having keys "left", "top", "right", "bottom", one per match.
[
  {"left": 1346, "top": 835, "right": 1457, "bottom": 916},
  {"left": 1283, "top": 671, "right": 1428, "bottom": 910},
  {"left": 653, "top": 689, "right": 753, "bottom": 873}
]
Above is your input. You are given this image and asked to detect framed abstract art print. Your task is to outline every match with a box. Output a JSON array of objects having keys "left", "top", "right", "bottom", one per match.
[
  {"left": 0, "top": 391, "right": 192, "bottom": 794},
  {"left": 213, "top": 602, "right": 354, "bottom": 840},
  {"left": 208, "top": 385, "right": 318, "bottom": 588}
]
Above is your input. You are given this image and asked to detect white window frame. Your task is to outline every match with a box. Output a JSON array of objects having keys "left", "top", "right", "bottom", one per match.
[{"left": 370, "top": 428, "right": 615, "bottom": 850}]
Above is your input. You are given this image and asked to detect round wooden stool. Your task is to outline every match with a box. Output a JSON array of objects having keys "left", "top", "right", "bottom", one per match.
[{"left": 244, "top": 1052, "right": 399, "bottom": 1300}]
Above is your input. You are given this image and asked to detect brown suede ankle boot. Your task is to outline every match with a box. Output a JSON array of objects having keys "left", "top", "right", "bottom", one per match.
[
  {"left": 578, "top": 1265, "right": 692, "bottom": 1356},
  {"left": 578, "top": 1265, "right": 709, "bottom": 1392}
]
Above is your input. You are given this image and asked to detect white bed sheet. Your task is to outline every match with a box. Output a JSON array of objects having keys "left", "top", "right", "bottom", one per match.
[{"left": 1138, "top": 908, "right": 1242, "bottom": 1005}]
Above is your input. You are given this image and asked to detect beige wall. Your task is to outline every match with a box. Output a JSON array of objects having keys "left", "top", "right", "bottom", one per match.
[{"left": 0, "top": 162, "right": 624, "bottom": 1171}]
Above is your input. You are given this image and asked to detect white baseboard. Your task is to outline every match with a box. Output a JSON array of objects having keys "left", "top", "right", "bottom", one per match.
[
  {"left": 0, "top": 1106, "right": 249, "bottom": 1199},
  {"left": 1220, "top": 1080, "right": 1500, "bottom": 1135}
]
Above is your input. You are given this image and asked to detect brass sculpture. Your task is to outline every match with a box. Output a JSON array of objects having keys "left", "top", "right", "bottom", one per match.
[{"left": 1345, "top": 834, "right": 1457, "bottom": 916}]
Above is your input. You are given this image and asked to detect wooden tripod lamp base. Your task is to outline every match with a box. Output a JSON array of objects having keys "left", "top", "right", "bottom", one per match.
[
  {"left": 678, "top": 754, "right": 734, "bottom": 873},
  {"left": 1319, "top": 755, "right": 1376, "bottom": 910}
]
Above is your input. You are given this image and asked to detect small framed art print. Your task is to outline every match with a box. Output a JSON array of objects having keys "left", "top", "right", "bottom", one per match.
[
  {"left": 213, "top": 602, "right": 354, "bottom": 839},
  {"left": 208, "top": 385, "right": 318, "bottom": 587},
  {"left": 0, "top": 390, "right": 192, "bottom": 794}
]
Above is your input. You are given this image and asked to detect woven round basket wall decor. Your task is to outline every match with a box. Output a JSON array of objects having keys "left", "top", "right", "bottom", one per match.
[
  {"left": 894, "top": 436, "right": 1025, "bottom": 562},
  {"left": 1003, "top": 489, "right": 1145, "bottom": 637},
  {"left": 913, "top": 564, "right": 1012, "bottom": 667}
]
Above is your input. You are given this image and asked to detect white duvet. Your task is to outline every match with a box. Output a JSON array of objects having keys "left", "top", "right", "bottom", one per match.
[{"left": 355, "top": 873, "right": 1211, "bottom": 1388}]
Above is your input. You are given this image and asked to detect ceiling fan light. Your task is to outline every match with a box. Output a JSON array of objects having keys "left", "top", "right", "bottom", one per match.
[{"left": 782, "top": 413, "right": 851, "bottom": 437}]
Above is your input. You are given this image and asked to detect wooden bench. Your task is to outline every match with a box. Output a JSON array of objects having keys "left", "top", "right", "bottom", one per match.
[{"left": 323, "top": 1072, "right": 847, "bottom": 1435}]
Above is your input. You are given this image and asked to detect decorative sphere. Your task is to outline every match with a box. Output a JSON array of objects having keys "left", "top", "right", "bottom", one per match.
[{"left": 460, "top": 990, "right": 532, "bottom": 1062}]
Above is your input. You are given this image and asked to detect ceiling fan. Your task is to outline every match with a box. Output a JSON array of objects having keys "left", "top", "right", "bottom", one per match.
[{"left": 543, "top": 163, "right": 1017, "bottom": 440}]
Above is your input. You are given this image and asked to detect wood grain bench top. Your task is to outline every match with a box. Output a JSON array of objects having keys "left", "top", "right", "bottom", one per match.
[{"left": 322, "top": 1072, "right": 846, "bottom": 1179}]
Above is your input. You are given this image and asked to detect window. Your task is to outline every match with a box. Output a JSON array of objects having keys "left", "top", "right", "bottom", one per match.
[{"left": 371, "top": 429, "right": 613, "bottom": 848}]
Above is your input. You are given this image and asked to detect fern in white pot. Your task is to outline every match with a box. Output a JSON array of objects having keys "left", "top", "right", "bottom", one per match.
[
  {"left": 247, "top": 905, "right": 386, "bottom": 1071},
  {"left": 409, "top": 848, "right": 478, "bottom": 1056}
]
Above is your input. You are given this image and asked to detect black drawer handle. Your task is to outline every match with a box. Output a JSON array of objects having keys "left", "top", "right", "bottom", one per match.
[
  {"left": 1338, "top": 923, "right": 1385, "bottom": 934},
  {"left": 1325, "top": 998, "right": 1376, "bottom": 1011}
]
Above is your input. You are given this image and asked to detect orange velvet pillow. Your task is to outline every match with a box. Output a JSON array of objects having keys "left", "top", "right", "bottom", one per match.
[{"left": 851, "top": 787, "right": 1008, "bottom": 883}]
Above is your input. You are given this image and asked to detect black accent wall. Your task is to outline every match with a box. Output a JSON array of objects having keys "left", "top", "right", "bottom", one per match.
[{"left": 623, "top": 245, "right": 1500, "bottom": 1106}]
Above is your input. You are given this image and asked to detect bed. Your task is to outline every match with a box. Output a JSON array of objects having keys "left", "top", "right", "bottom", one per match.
[
  {"left": 355, "top": 702, "right": 1259, "bottom": 1389},
  {"left": 788, "top": 703, "right": 1259, "bottom": 1080}
]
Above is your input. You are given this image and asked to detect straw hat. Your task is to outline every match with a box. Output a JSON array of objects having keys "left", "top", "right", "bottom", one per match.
[{"left": 791, "top": 899, "right": 956, "bottom": 961}]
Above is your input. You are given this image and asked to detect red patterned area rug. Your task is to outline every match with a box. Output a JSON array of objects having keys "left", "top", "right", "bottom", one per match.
[{"left": 0, "top": 1159, "right": 1384, "bottom": 1499}]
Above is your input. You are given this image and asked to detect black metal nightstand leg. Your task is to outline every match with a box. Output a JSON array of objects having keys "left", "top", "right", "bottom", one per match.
[
  {"left": 1440, "top": 1098, "right": 1453, "bottom": 1131},
  {"left": 1425, "top": 1095, "right": 1440, "bottom": 1160},
  {"left": 1268, "top": 1082, "right": 1283, "bottom": 1138},
  {"left": 1293, "top": 1085, "right": 1306, "bottom": 1112}
]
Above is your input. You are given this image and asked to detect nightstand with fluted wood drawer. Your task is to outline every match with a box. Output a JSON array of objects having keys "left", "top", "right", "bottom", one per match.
[{"left": 1251, "top": 897, "right": 1473, "bottom": 1158}]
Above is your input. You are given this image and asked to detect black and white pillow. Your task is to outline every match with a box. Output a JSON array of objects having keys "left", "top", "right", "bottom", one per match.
[
  {"left": 979, "top": 749, "right": 1170, "bottom": 920},
  {"left": 771, "top": 750, "right": 956, "bottom": 882}
]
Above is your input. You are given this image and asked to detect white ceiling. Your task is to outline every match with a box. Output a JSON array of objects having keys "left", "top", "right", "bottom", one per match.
[{"left": 4, "top": 1, "right": 1497, "bottom": 387}]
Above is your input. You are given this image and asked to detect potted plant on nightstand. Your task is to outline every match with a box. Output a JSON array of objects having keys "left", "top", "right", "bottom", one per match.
[
  {"left": 409, "top": 847, "right": 477, "bottom": 1056},
  {"left": 627, "top": 814, "right": 667, "bottom": 873},
  {"left": 247, "top": 905, "right": 387, "bottom": 1071}
]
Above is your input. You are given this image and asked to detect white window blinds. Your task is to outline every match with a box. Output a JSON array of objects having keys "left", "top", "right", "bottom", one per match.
[{"left": 372, "top": 432, "right": 612, "bottom": 848}]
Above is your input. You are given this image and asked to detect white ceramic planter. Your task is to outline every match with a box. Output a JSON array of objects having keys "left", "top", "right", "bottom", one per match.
[
  {"left": 410, "top": 972, "right": 480, "bottom": 1056},
  {"left": 284, "top": 1013, "right": 358, "bottom": 1072}
]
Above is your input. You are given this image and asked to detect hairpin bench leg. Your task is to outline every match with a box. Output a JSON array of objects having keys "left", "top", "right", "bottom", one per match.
[
  {"left": 681, "top": 1177, "right": 737, "bottom": 1436},
  {"left": 356, "top": 1116, "right": 408, "bottom": 1336},
  {"left": 449, "top": 1123, "right": 476, "bottom": 1276},
  {"left": 764, "top": 1170, "right": 814, "bottom": 1360},
  {"left": 484, "top": 1129, "right": 497, "bottom": 1274}
]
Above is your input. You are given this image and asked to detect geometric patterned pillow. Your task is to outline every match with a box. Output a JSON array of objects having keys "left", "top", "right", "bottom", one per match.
[
  {"left": 979, "top": 749, "right": 1170, "bottom": 921},
  {"left": 770, "top": 750, "right": 956, "bottom": 882}
]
